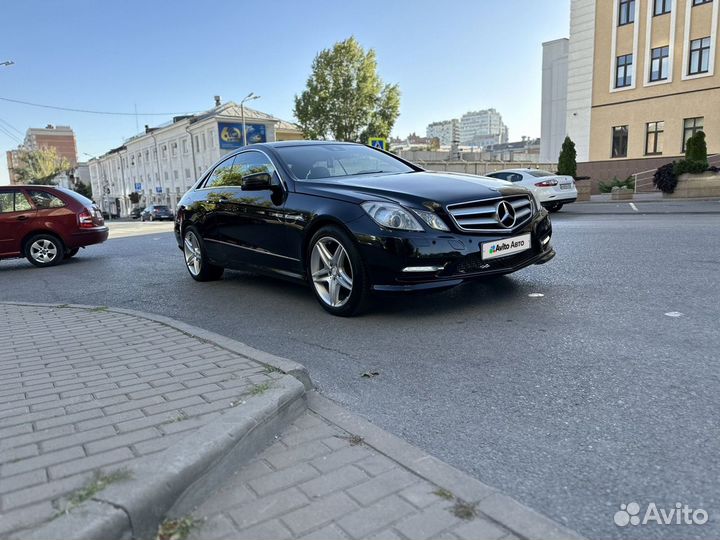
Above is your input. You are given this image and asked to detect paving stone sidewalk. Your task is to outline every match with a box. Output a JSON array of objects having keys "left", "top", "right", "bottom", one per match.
[
  {"left": 0, "top": 304, "right": 282, "bottom": 538},
  {"left": 185, "top": 410, "right": 516, "bottom": 540}
]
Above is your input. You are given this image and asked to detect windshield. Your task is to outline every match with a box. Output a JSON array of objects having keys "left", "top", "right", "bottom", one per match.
[
  {"left": 275, "top": 144, "right": 415, "bottom": 180},
  {"left": 527, "top": 170, "right": 555, "bottom": 178}
]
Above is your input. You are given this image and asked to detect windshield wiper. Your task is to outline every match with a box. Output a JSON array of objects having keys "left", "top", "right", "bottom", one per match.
[{"left": 352, "top": 170, "right": 395, "bottom": 176}]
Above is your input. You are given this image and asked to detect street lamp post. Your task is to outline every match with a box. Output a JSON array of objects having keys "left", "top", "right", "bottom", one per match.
[{"left": 240, "top": 92, "right": 261, "bottom": 146}]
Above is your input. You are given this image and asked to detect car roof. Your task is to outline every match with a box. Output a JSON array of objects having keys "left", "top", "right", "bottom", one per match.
[
  {"left": 1, "top": 184, "right": 63, "bottom": 190},
  {"left": 490, "top": 169, "right": 551, "bottom": 174},
  {"left": 254, "top": 140, "right": 365, "bottom": 149}
]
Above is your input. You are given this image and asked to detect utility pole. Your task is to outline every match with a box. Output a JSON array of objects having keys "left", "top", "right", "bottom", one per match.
[{"left": 240, "top": 92, "right": 261, "bottom": 146}]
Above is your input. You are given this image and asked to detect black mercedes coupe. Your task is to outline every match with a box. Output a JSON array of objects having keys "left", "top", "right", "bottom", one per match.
[{"left": 174, "top": 141, "right": 555, "bottom": 316}]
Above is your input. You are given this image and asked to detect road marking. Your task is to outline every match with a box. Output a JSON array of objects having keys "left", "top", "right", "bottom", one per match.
[
  {"left": 528, "top": 293, "right": 545, "bottom": 298},
  {"left": 665, "top": 312, "right": 684, "bottom": 318},
  {"left": 629, "top": 203, "right": 639, "bottom": 212}
]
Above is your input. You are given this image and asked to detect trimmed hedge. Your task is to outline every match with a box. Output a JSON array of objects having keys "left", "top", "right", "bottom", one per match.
[{"left": 653, "top": 163, "right": 677, "bottom": 194}]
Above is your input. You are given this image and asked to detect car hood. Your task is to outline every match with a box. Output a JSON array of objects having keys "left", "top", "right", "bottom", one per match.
[{"left": 295, "top": 171, "right": 531, "bottom": 207}]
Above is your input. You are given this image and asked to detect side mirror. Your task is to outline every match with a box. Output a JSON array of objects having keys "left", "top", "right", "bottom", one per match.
[{"left": 241, "top": 172, "right": 272, "bottom": 191}]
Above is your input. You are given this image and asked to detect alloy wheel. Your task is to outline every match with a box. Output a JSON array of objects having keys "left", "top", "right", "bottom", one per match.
[
  {"left": 310, "top": 237, "right": 354, "bottom": 308},
  {"left": 184, "top": 231, "right": 202, "bottom": 276},
  {"left": 29, "top": 239, "right": 58, "bottom": 264}
]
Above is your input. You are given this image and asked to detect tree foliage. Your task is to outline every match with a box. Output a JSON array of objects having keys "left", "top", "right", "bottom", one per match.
[
  {"left": 685, "top": 131, "right": 708, "bottom": 164},
  {"left": 14, "top": 147, "right": 71, "bottom": 185},
  {"left": 294, "top": 37, "right": 401, "bottom": 143},
  {"left": 73, "top": 181, "right": 92, "bottom": 199},
  {"left": 557, "top": 136, "right": 577, "bottom": 177}
]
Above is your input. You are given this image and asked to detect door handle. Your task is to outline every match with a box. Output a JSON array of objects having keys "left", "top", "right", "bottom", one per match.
[{"left": 16, "top": 215, "right": 29, "bottom": 221}]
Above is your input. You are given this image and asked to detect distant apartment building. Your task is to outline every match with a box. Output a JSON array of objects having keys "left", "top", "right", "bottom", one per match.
[
  {"left": 540, "top": 39, "right": 570, "bottom": 163},
  {"left": 547, "top": 0, "right": 720, "bottom": 185},
  {"left": 5, "top": 125, "right": 78, "bottom": 185},
  {"left": 88, "top": 99, "right": 302, "bottom": 217},
  {"left": 459, "top": 109, "right": 509, "bottom": 146},
  {"left": 426, "top": 119, "right": 459, "bottom": 146}
]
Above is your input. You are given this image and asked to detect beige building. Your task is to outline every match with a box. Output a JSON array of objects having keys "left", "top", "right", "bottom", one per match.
[{"left": 567, "top": 0, "right": 719, "bottom": 184}]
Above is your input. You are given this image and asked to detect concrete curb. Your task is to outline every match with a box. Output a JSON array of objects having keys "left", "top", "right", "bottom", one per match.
[
  {"left": 21, "top": 375, "right": 306, "bottom": 540},
  {"left": 308, "top": 393, "right": 585, "bottom": 540},
  {"left": 0, "top": 301, "right": 313, "bottom": 391}
]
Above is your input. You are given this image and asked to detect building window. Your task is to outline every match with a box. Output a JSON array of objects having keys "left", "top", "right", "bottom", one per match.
[
  {"left": 162, "top": 145, "right": 167, "bottom": 159},
  {"left": 650, "top": 46, "right": 670, "bottom": 81},
  {"left": 683, "top": 117, "right": 704, "bottom": 151},
  {"left": 201, "top": 133, "right": 206, "bottom": 151},
  {"left": 654, "top": 0, "right": 671, "bottom": 14},
  {"left": 645, "top": 122, "right": 665, "bottom": 155},
  {"left": 619, "top": 0, "right": 635, "bottom": 25},
  {"left": 693, "top": 0, "right": 712, "bottom": 5},
  {"left": 612, "top": 126, "right": 629, "bottom": 158},
  {"left": 689, "top": 37, "right": 711, "bottom": 75},
  {"left": 153, "top": 148, "right": 157, "bottom": 161},
  {"left": 171, "top": 142, "right": 178, "bottom": 157},
  {"left": 184, "top": 168, "right": 191, "bottom": 179},
  {"left": 195, "top": 135, "right": 200, "bottom": 150},
  {"left": 173, "top": 170, "right": 179, "bottom": 180},
  {"left": 616, "top": 54, "right": 634, "bottom": 88},
  {"left": 182, "top": 139, "right": 188, "bottom": 154}
]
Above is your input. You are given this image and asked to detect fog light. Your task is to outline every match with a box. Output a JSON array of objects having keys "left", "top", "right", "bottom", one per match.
[
  {"left": 541, "top": 236, "right": 551, "bottom": 246},
  {"left": 402, "top": 265, "right": 446, "bottom": 273}
]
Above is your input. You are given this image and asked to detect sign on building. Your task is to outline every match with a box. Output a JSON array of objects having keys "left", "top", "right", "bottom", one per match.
[
  {"left": 218, "top": 122, "right": 267, "bottom": 149},
  {"left": 368, "top": 137, "right": 387, "bottom": 151},
  {"left": 134, "top": 183, "right": 142, "bottom": 191}
]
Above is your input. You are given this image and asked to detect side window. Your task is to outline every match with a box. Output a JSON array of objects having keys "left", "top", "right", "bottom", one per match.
[
  {"left": 15, "top": 192, "right": 32, "bottom": 211},
  {"left": 509, "top": 173, "right": 524, "bottom": 183},
  {"left": 0, "top": 192, "right": 13, "bottom": 213},
  {"left": 233, "top": 151, "right": 277, "bottom": 179},
  {"left": 29, "top": 191, "right": 66, "bottom": 209},
  {"left": 205, "top": 156, "right": 243, "bottom": 188},
  {"left": 488, "top": 172, "right": 507, "bottom": 180}
]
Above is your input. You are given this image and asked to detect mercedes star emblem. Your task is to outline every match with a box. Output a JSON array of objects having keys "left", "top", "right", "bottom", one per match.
[{"left": 496, "top": 200, "right": 516, "bottom": 228}]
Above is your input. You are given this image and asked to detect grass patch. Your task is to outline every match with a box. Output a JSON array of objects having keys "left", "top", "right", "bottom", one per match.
[
  {"left": 54, "top": 469, "right": 132, "bottom": 517},
  {"left": 451, "top": 499, "right": 478, "bottom": 520},
  {"left": 156, "top": 516, "right": 200, "bottom": 540},
  {"left": 263, "top": 365, "right": 282, "bottom": 374},
  {"left": 433, "top": 487, "right": 454, "bottom": 500},
  {"left": 249, "top": 382, "right": 272, "bottom": 396}
]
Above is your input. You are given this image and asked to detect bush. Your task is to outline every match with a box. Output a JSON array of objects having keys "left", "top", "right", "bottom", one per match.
[
  {"left": 653, "top": 163, "right": 677, "bottom": 194},
  {"left": 557, "top": 136, "right": 577, "bottom": 177},
  {"left": 673, "top": 159, "right": 708, "bottom": 176},
  {"left": 598, "top": 176, "right": 635, "bottom": 193},
  {"left": 686, "top": 131, "right": 708, "bottom": 163}
]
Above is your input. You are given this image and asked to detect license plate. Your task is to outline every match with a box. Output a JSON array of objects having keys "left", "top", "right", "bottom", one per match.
[
  {"left": 560, "top": 184, "right": 572, "bottom": 190},
  {"left": 482, "top": 233, "right": 531, "bottom": 260}
]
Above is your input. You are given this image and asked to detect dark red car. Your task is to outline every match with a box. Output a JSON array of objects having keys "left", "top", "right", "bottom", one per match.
[{"left": 0, "top": 185, "right": 108, "bottom": 267}]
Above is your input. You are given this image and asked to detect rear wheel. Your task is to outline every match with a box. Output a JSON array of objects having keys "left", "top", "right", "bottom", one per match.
[
  {"left": 64, "top": 248, "right": 80, "bottom": 259},
  {"left": 308, "top": 226, "right": 369, "bottom": 316},
  {"left": 183, "top": 228, "right": 224, "bottom": 281},
  {"left": 546, "top": 203, "right": 564, "bottom": 213},
  {"left": 25, "top": 234, "right": 65, "bottom": 268}
]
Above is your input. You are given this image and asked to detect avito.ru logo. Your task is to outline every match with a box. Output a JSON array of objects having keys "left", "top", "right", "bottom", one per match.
[{"left": 614, "top": 502, "right": 709, "bottom": 527}]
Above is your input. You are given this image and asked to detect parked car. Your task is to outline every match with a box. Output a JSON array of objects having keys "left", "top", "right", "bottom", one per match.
[
  {"left": 0, "top": 185, "right": 108, "bottom": 267},
  {"left": 174, "top": 141, "right": 555, "bottom": 316},
  {"left": 130, "top": 206, "right": 145, "bottom": 219},
  {"left": 141, "top": 205, "right": 174, "bottom": 221},
  {"left": 485, "top": 169, "right": 577, "bottom": 212}
]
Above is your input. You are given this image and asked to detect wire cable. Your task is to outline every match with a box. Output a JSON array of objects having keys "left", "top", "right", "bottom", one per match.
[{"left": 0, "top": 96, "right": 201, "bottom": 116}]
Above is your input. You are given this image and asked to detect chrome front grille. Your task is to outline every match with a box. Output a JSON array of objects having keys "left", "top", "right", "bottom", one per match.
[{"left": 446, "top": 195, "right": 534, "bottom": 233}]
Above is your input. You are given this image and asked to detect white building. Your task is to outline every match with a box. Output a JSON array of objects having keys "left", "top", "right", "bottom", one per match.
[
  {"left": 459, "top": 109, "right": 509, "bottom": 146},
  {"left": 540, "top": 38, "right": 569, "bottom": 163},
  {"left": 426, "top": 119, "right": 459, "bottom": 146},
  {"left": 88, "top": 100, "right": 301, "bottom": 217}
]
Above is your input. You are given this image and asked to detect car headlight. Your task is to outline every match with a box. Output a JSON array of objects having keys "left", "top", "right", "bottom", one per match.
[
  {"left": 361, "top": 202, "right": 423, "bottom": 231},
  {"left": 412, "top": 209, "right": 450, "bottom": 231}
]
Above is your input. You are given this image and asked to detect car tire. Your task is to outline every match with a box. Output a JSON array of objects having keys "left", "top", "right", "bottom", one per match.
[
  {"left": 182, "top": 227, "right": 224, "bottom": 282},
  {"left": 25, "top": 234, "right": 65, "bottom": 268},
  {"left": 64, "top": 248, "right": 80, "bottom": 259},
  {"left": 546, "top": 203, "right": 564, "bottom": 213},
  {"left": 307, "top": 225, "right": 370, "bottom": 316}
]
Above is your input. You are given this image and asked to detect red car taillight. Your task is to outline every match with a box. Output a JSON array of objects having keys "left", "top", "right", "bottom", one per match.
[
  {"left": 78, "top": 210, "right": 95, "bottom": 228},
  {"left": 535, "top": 180, "right": 559, "bottom": 187}
]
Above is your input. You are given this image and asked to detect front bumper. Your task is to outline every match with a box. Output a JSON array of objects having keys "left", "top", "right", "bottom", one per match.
[{"left": 349, "top": 212, "right": 554, "bottom": 292}]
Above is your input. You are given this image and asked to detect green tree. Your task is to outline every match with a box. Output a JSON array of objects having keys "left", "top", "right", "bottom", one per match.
[
  {"left": 557, "top": 136, "right": 577, "bottom": 177},
  {"left": 73, "top": 181, "right": 92, "bottom": 199},
  {"left": 294, "top": 37, "right": 401, "bottom": 143},
  {"left": 14, "top": 147, "right": 71, "bottom": 185}
]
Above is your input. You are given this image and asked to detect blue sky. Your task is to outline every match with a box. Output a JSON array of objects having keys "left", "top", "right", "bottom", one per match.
[{"left": 0, "top": 0, "right": 570, "bottom": 185}]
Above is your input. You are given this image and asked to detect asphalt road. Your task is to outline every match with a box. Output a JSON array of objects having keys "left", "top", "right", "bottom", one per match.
[{"left": 2, "top": 211, "right": 719, "bottom": 539}]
